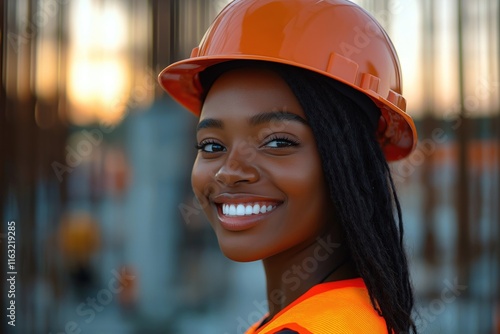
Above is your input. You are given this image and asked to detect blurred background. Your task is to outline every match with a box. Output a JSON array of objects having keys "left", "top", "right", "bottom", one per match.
[{"left": 0, "top": 0, "right": 498, "bottom": 333}]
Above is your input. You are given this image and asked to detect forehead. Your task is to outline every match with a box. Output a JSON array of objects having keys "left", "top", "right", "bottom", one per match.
[{"left": 200, "top": 67, "right": 305, "bottom": 120}]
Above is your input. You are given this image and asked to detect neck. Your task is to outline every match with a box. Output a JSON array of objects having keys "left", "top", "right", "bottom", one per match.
[{"left": 261, "top": 232, "right": 358, "bottom": 319}]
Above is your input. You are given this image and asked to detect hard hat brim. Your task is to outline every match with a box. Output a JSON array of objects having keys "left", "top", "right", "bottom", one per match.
[{"left": 158, "top": 54, "right": 417, "bottom": 161}]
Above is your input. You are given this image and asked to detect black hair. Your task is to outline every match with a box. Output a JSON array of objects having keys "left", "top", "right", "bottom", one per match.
[{"left": 199, "top": 61, "right": 416, "bottom": 333}]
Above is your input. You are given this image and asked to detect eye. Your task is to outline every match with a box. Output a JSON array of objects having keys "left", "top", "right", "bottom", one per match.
[
  {"left": 196, "top": 140, "right": 226, "bottom": 153},
  {"left": 263, "top": 135, "right": 300, "bottom": 148}
]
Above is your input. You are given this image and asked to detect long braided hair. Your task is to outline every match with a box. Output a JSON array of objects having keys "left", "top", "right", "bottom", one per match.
[
  {"left": 200, "top": 61, "right": 416, "bottom": 333},
  {"left": 276, "top": 64, "right": 416, "bottom": 334}
]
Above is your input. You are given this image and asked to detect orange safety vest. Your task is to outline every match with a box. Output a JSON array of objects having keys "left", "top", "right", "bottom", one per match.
[{"left": 245, "top": 278, "right": 388, "bottom": 334}]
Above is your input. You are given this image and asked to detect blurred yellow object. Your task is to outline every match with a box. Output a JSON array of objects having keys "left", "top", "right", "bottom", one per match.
[{"left": 58, "top": 212, "right": 101, "bottom": 265}]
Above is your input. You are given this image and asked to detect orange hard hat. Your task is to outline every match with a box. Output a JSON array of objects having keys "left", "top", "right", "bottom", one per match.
[{"left": 158, "top": 0, "right": 417, "bottom": 161}]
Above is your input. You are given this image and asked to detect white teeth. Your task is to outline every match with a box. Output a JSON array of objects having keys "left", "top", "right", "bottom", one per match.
[{"left": 221, "top": 203, "right": 277, "bottom": 216}]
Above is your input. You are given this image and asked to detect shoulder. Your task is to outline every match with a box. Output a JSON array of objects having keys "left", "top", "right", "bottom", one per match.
[{"left": 253, "top": 278, "right": 388, "bottom": 334}]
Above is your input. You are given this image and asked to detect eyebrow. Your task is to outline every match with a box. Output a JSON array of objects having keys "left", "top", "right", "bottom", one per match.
[
  {"left": 196, "top": 111, "right": 308, "bottom": 132},
  {"left": 196, "top": 118, "right": 224, "bottom": 131},
  {"left": 249, "top": 111, "right": 308, "bottom": 127}
]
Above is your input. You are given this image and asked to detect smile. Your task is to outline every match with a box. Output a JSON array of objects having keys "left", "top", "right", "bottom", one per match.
[{"left": 221, "top": 203, "right": 277, "bottom": 216}]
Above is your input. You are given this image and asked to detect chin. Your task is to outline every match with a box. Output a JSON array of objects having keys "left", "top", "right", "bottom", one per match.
[
  {"left": 218, "top": 242, "right": 263, "bottom": 263},
  {"left": 217, "top": 237, "right": 290, "bottom": 263}
]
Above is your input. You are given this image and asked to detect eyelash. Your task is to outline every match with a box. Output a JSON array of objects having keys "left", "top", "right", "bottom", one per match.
[
  {"left": 195, "top": 135, "right": 300, "bottom": 153},
  {"left": 263, "top": 135, "right": 300, "bottom": 148},
  {"left": 195, "top": 139, "right": 225, "bottom": 152}
]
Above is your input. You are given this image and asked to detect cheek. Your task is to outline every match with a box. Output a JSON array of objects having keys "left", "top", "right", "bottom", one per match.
[
  {"left": 190, "top": 157, "right": 203, "bottom": 194},
  {"left": 280, "top": 151, "right": 326, "bottom": 199},
  {"left": 278, "top": 151, "right": 330, "bottom": 225},
  {"left": 191, "top": 158, "right": 216, "bottom": 211}
]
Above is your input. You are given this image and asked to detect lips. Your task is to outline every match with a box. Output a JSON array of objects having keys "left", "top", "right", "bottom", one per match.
[{"left": 211, "top": 193, "right": 283, "bottom": 231}]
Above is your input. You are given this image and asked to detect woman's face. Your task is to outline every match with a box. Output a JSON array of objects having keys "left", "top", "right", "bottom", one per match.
[{"left": 192, "top": 67, "right": 334, "bottom": 262}]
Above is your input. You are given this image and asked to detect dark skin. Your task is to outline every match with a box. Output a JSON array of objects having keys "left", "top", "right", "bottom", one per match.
[{"left": 192, "top": 68, "right": 358, "bottom": 319}]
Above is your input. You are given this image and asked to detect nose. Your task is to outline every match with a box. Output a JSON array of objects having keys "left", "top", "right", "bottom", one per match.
[{"left": 214, "top": 151, "right": 259, "bottom": 186}]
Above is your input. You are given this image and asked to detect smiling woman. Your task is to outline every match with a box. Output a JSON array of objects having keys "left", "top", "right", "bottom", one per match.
[
  {"left": 158, "top": 0, "right": 417, "bottom": 333},
  {"left": 194, "top": 68, "right": 333, "bottom": 263}
]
